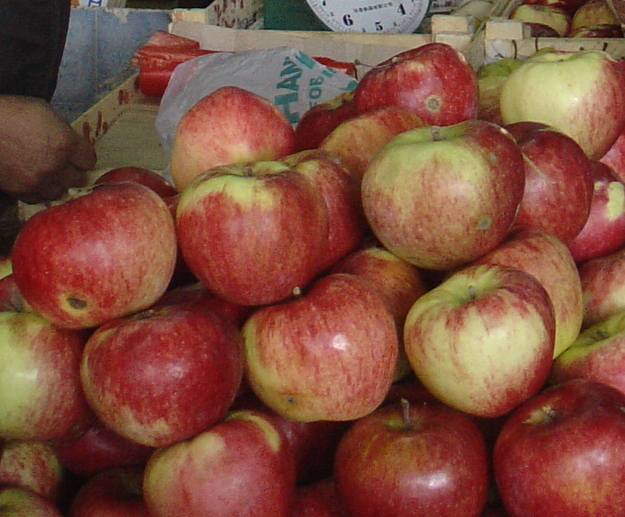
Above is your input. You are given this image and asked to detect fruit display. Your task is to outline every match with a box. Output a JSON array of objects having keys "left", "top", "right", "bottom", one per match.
[{"left": 5, "top": 37, "right": 625, "bottom": 517}]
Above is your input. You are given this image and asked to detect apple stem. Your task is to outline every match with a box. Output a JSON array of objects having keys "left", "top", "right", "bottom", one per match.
[{"left": 401, "top": 398, "right": 413, "bottom": 430}]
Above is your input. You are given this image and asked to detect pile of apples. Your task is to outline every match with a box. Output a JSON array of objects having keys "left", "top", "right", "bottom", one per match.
[
  {"left": 4, "top": 40, "right": 625, "bottom": 517},
  {"left": 508, "top": 0, "right": 623, "bottom": 37}
]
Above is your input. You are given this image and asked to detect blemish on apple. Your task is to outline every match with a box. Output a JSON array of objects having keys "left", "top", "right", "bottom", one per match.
[
  {"left": 477, "top": 216, "right": 492, "bottom": 230},
  {"left": 66, "top": 296, "right": 87, "bottom": 310},
  {"left": 425, "top": 95, "right": 442, "bottom": 114}
]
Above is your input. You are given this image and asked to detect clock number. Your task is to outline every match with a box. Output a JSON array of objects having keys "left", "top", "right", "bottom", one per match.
[
  {"left": 398, "top": 3, "right": 406, "bottom": 15},
  {"left": 342, "top": 13, "right": 354, "bottom": 26},
  {"left": 375, "top": 21, "right": 383, "bottom": 31}
]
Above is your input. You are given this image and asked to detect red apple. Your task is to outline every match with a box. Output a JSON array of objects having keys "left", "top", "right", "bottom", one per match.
[
  {"left": 333, "top": 398, "right": 490, "bottom": 517},
  {"left": 353, "top": 43, "right": 478, "bottom": 126},
  {"left": 509, "top": 4, "right": 572, "bottom": 35},
  {"left": 0, "top": 311, "right": 90, "bottom": 441},
  {"left": 472, "top": 227, "right": 584, "bottom": 358},
  {"left": 142, "top": 409, "right": 297, "bottom": 517},
  {"left": 0, "top": 440, "right": 64, "bottom": 504},
  {"left": 361, "top": 119, "right": 526, "bottom": 270},
  {"left": 567, "top": 160, "right": 625, "bottom": 263},
  {"left": 175, "top": 160, "right": 329, "bottom": 307},
  {"left": 281, "top": 149, "right": 368, "bottom": 272},
  {"left": 169, "top": 86, "right": 296, "bottom": 192},
  {"left": 318, "top": 105, "right": 425, "bottom": 179},
  {"left": 500, "top": 48, "right": 625, "bottom": 160},
  {"left": 290, "top": 478, "right": 348, "bottom": 517},
  {"left": 67, "top": 466, "right": 148, "bottom": 517},
  {"left": 332, "top": 242, "right": 429, "bottom": 380},
  {"left": 494, "top": 379, "right": 625, "bottom": 517},
  {"left": 53, "top": 416, "right": 154, "bottom": 479},
  {"left": 0, "top": 486, "right": 63, "bottom": 517},
  {"left": 505, "top": 121, "right": 593, "bottom": 245},
  {"left": 551, "top": 310, "right": 625, "bottom": 396},
  {"left": 294, "top": 91, "right": 357, "bottom": 152},
  {"left": 404, "top": 264, "right": 556, "bottom": 418},
  {"left": 242, "top": 272, "right": 398, "bottom": 422},
  {"left": 578, "top": 246, "right": 625, "bottom": 327},
  {"left": 11, "top": 182, "right": 177, "bottom": 329},
  {"left": 80, "top": 298, "right": 244, "bottom": 448},
  {"left": 94, "top": 166, "right": 177, "bottom": 199}
]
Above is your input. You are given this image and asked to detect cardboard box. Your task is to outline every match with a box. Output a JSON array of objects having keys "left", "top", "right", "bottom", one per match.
[{"left": 71, "top": 0, "right": 127, "bottom": 7}]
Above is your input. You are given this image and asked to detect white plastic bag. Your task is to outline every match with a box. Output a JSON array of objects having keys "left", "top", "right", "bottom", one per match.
[{"left": 154, "top": 46, "right": 358, "bottom": 160}]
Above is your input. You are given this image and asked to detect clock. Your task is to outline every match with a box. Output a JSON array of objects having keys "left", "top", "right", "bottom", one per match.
[
  {"left": 263, "top": 0, "right": 433, "bottom": 34},
  {"left": 304, "top": 0, "right": 431, "bottom": 34}
]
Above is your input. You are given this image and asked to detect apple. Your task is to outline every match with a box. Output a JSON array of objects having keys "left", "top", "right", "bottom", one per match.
[
  {"left": 142, "top": 409, "right": 297, "bottom": 517},
  {"left": 493, "top": 379, "right": 625, "bottom": 517},
  {"left": 570, "top": 0, "right": 620, "bottom": 31},
  {"left": 294, "top": 90, "right": 357, "bottom": 152},
  {"left": 361, "top": 119, "right": 526, "bottom": 271},
  {"left": 67, "top": 466, "right": 148, "bottom": 517},
  {"left": 505, "top": 121, "right": 593, "bottom": 245},
  {"left": 522, "top": 0, "right": 586, "bottom": 15},
  {"left": 318, "top": 105, "right": 425, "bottom": 179},
  {"left": 0, "top": 440, "right": 65, "bottom": 504},
  {"left": 0, "top": 486, "right": 63, "bottom": 517},
  {"left": 476, "top": 57, "right": 522, "bottom": 126},
  {"left": 404, "top": 263, "right": 556, "bottom": 418},
  {"left": 499, "top": 48, "right": 625, "bottom": 160},
  {"left": 175, "top": 160, "right": 329, "bottom": 307},
  {"left": 0, "top": 273, "right": 27, "bottom": 312},
  {"left": 281, "top": 149, "right": 368, "bottom": 272},
  {"left": 568, "top": 22, "right": 624, "bottom": 36},
  {"left": 353, "top": 43, "right": 479, "bottom": 126},
  {"left": 600, "top": 120, "right": 625, "bottom": 181},
  {"left": 578, "top": 246, "right": 625, "bottom": 327},
  {"left": 94, "top": 166, "right": 177, "bottom": 199},
  {"left": 169, "top": 86, "right": 296, "bottom": 192},
  {"left": 472, "top": 227, "right": 584, "bottom": 358},
  {"left": 332, "top": 241, "right": 429, "bottom": 381},
  {"left": 290, "top": 478, "right": 348, "bottom": 517},
  {"left": 11, "top": 182, "right": 177, "bottom": 329},
  {"left": 242, "top": 272, "right": 398, "bottom": 422},
  {"left": 0, "top": 311, "right": 90, "bottom": 441},
  {"left": 524, "top": 22, "right": 564, "bottom": 35},
  {"left": 333, "top": 398, "right": 490, "bottom": 517},
  {"left": 509, "top": 4, "right": 572, "bottom": 35},
  {"left": 567, "top": 161, "right": 625, "bottom": 263},
  {"left": 550, "top": 310, "right": 625, "bottom": 396},
  {"left": 53, "top": 416, "right": 155, "bottom": 479},
  {"left": 80, "top": 297, "right": 244, "bottom": 448}
]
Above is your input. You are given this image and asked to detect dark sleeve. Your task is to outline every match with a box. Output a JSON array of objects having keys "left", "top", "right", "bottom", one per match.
[{"left": 0, "top": 0, "right": 70, "bottom": 101}]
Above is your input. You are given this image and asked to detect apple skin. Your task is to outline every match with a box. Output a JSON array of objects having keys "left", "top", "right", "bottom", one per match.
[
  {"left": 142, "top": 409, "right": 297, "bottom": 517},
  {"left": 570, "top": 0, "right": 620, "bottom": 31},
  {"left": 242, "top": 272, "right": 398, "bottom": 422},
  {"left": 290, "top": 478, "right": 348, "bottom": 517},
  {"left": 94, "top": 166, "right": 177, "bottom": 199},
  {"left": 600, "top": 121, "right": 625, "bottom": 181},
  {"left": 578, "top": 247, "right": 625, "bottom": 327},
  {"left": 567, "top": 161, "right": 625, "bottom": 263},
  {"left": 67, "top": 466, "right": 148, "bottom": 517},
  {"left": 509, "top": 4, "right": 572, "bottom": 35},
  {"left": 493, "top": 379, "right": 625, "bottom": 517},
  {"left": 472, "top": 227, "right": 584, "bottom": 358},
  {"left": 281, "top": 149, "right": 368, "bottom": 273},
  {"left": 318, "top": 105, "right": 425, "bottom": 179},
  {"left": 169, "top": 86, "right": 295, "bottom": 192},
  {"left": 476, "top": 58, "right": 521, "bottom": 126},
  {"left": 11, "top": 182, "right": 177, "bottom": 330},
  {"left": 0, "top": 440, "right": 65, "bottom": 504},
  {"left": 0, "top": 273, "right": 28, "bottom": 312},
  {"left": 505, "top": 121, "right": 593, "bottom": 245},
  {"left": 500, "top": 49, "right": 625, "bottom": 160},
  {"left": 404, "top": 263, "right": 556, "bottom": 418},
  {"left": 175, "top": 160, "right": 329, "bottom": 307},
  {"left": 361, "top": 119, "right": 526, "bottom": 270},
  {"left": 550, "top": 310, "right": 625, "bottom": 395},
  {"left": 331, "top": 241, "right": 429, "bottom": 381},
  {"left": 80, "top": 298, "right": 244, "bottom": 448},
  {"left": 0, "top": 311, "right": 90, "bottom": 441},
  {"left": 294, "top": 91, "right": 357, "bottom": 152},
  {"left": 0, "top": 486, "right": 63, "bottom": 517},
  {"left": 52, "top": 416, "right": 155, "bottom": 479},
  {"left": 353, "top": 43, "right": 478, "bottom": 127},
  {"left": 333, "top": 399, "right": 490, "bottom": 517}
]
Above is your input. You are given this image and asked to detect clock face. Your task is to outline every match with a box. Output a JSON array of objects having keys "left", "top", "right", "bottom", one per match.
[{"left": 304, "top": 0, "right": 431, "bottom": 34}]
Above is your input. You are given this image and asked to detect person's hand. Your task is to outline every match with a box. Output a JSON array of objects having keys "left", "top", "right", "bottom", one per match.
[{"left": 0, "top": 95, "right": 97, "bottom": 204}]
